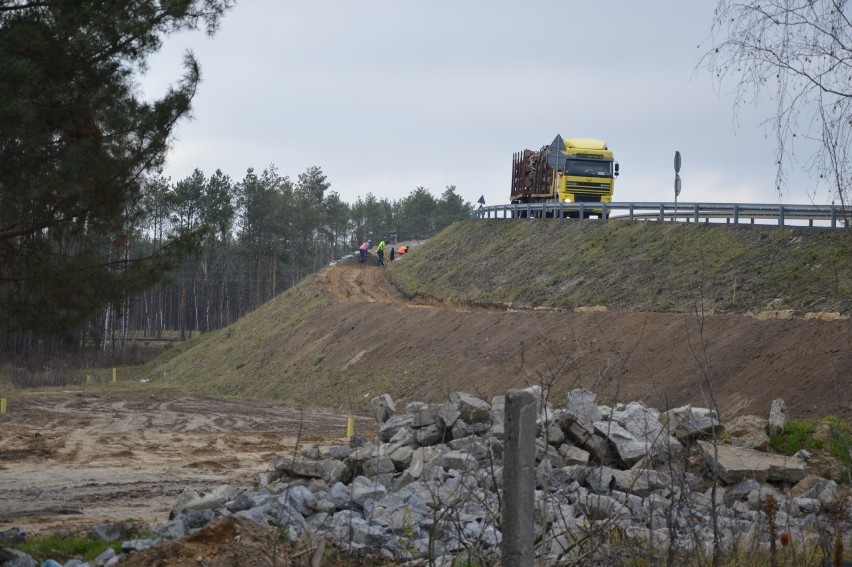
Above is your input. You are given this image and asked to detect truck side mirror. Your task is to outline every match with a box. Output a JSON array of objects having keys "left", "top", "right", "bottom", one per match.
[{"left": 614, "top": 162, "right": 620, "bottom": 177}]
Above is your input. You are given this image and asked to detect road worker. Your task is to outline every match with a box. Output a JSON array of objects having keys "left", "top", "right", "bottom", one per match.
[
  {"left": 376, "top": 239, "right": 387, "bottom": 266},
  {"left": 358, "top": 239, "right": 372, "bottom": 265}
]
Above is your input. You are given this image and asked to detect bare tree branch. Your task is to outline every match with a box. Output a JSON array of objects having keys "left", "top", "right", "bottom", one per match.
[{"left": 699, "top": 0, "right": 852, "bottom": 209}]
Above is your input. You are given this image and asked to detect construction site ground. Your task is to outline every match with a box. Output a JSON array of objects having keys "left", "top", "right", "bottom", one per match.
[{"left": 1, "top": 253, "right": 850, "bottom": 563}]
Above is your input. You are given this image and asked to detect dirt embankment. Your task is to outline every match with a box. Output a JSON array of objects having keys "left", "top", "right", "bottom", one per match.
[{"left": 286, "top": 258, "right": 852, "bottom": 420}]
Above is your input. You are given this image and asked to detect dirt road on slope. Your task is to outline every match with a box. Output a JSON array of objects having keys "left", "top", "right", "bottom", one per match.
[
  {"left": 0, "top": 394, "right": 370, "bottom": 536},
  {"left": 316, "top": 261, "right": 404, "bottom": 304}
]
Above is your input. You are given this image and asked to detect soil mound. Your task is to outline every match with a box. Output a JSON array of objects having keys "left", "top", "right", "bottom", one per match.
[{"left": 266, "top": 256, "right": 852, "bottom": 420}]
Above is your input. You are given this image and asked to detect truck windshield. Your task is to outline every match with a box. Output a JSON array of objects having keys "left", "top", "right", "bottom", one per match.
[{"left": 563, "top": 159, "right": 612, "bottom": 178}]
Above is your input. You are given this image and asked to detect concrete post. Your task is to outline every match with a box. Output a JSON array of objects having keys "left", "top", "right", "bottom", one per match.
[{"left": 501, "top": 389, "right": 537, "bottom": 567}]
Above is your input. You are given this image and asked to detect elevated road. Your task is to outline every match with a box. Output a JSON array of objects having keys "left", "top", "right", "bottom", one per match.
[{"left": 472, "top": 201, "right": 850, "bottom": 228}]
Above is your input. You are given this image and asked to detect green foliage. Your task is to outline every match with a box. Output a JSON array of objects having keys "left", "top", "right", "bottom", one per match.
[
  {"left": 822, "top": 417, "right": 852, "bottom": 464},
  {"left": 11, "top": 534, "right": 120, "bottom": 563},
  {"left": 395, "top": 185, "right": 473, "bottom": 242},
  {"left": 0, "top": 0, "right": 233, "bottom": 343},
  {"left": 771, "top": 417, "right": 852, "bottom": 482},
  {"left": 770, "top": 420, "right": 823, "bottom": 454}
]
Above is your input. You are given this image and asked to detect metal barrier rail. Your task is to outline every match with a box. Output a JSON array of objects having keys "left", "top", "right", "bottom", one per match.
[{"left": 471, "top": 202, "right": 850, "bottom": 228}]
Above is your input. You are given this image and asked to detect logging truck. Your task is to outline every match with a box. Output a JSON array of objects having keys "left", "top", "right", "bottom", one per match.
[{"left": 510, "top": 135, "right": 619, "bottom": 218}]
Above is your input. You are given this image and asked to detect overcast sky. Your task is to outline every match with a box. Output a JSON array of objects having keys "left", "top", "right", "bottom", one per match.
[{"left": 141, "top": 1, "right": 828, "bottom": 209}]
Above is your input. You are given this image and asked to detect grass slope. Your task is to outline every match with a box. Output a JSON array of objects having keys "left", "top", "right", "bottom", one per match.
[
  {"left": 146, "top": 281, "right": 332, "bottom": 400},
  {"left": 389, "top": 220, "right": 852, "bottom": 314},
  {"left": 145, "top": 220, "right": 851, "bottom": 411}
]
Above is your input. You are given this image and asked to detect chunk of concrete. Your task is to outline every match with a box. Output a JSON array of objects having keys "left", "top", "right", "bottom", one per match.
[
  {"left": 554, "top": 412, "right": 593, "bottom": 444},
  {"left": 557, "top": 444, "right": 590, "bottom": 466},
  {"left": 564, "top": 389, "right": 603, "bottom": 424},
  {"left": 768, "top": 399, "right": 787, "bottom": 435},
  {"left": 725, "top": 415, "right": 770, "bottom": 451},
  {"left": 450, "top": 391, "right": 492, "bottom": 424},
  {"left": 379, "top": 413, "right": 414, "bottom": 442},
  {"left": 371, "top": 394, "right": 396, "bottom": 423},
  {"left": 593, "top": 421, "right": 651, "bottom": 466},
  {"left": 698, "top": 440, "right": 808, "bottom": 484}
]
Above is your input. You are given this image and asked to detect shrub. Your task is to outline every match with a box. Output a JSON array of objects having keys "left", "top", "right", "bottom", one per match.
[{"left": 771, "top": 418, "right": 852, "bottom": 483}]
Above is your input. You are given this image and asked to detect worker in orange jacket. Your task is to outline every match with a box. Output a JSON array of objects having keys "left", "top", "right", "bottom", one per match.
[{"left": 358, "top": 239, "right": 372, "bottom": 264}]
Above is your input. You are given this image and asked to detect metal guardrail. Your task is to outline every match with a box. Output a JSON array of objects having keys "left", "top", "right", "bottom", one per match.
[{"left": 471, "top": 202, "right": 850, "bottom": 228}]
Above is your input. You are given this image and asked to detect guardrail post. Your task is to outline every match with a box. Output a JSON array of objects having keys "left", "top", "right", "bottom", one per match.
[
  {"left": 601, "top": 203, "right": 608, "bottom": 221},
  {"left": 693, "top": 204, "right": 699, "bottom": 223},
  {"left": 659, "top": 204, "right": 665, "bottom": 222},
  {"left": 779, "top": 206, "right": 785, "bottom": 226},
  {"left": 733, "top": 205, "right": 739, "bottom": 225},
  {"left": 629, "top": 204, "right": 634, "bottom": 220},
  {"left": 559, "top": 202, "right": 564, "bottom": 219},
  {"left": 579, "top": 203, "right": 585, "bottom": 220},
  {"left": 831, "top": 205, "right": 837, "bottom": 228}
]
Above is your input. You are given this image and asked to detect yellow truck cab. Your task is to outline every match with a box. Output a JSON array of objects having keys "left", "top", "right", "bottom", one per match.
[{"left": 511, "top": 134, "right": 619, "bottom": 217}]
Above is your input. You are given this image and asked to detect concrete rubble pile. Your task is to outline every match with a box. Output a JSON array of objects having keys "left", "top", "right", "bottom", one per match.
[{"left": 5, "top": 389, "right": 850, "bottom": 566}]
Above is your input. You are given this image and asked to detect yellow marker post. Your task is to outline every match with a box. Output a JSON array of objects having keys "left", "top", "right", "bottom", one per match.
[
  {"left": 1, "top": 398, "right": 6, "bottom": 415},
  {"left": 346, "top": 417, "right": 355, "bottom": 437},
  {"left": 112, "top": 368, "right": 117, "bottom": 384}
]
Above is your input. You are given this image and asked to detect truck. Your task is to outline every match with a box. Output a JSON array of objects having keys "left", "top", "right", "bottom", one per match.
[{"left": 510, "top": 134, "right": 619, "bottom": 218}]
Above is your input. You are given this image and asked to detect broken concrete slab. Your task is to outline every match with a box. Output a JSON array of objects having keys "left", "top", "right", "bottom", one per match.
[
  {"left": 593, "top": 421, "right": 651, "bottom": 466},
  {"left": 725, "top": 414, "right": 769, "bottom": 451},
  {"left": 564, "top": 389, "right": 603, "bottom": 424},
  {"left": 698, "top": 440, "right": 808, "bottom": 484},
  {"left": 371, "top": 394, "right": 396, "bottom": 423}
]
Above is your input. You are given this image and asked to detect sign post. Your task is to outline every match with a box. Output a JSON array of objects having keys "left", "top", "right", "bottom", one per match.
[{"left": 674, "top": 151, "right": 682, "bottom": 222}]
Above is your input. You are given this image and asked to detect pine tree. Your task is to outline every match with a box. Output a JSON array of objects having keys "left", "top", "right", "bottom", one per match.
[{"left": 0, "top": 0, "right": 233, "bottom": 346}]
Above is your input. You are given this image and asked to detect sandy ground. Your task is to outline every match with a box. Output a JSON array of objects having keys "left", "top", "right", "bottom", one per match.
[{"left": 0, "top": 394, "right": 371, "bottom": 536}]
